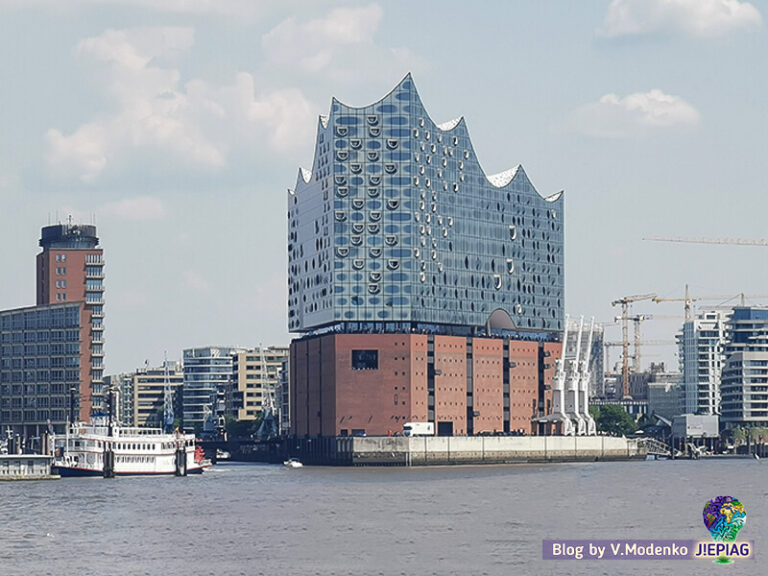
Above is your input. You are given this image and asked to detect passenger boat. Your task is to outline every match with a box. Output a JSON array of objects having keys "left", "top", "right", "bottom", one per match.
[
  {"left": 283, "top": 458, "right": 303, "bottom": 468},
  {"left": 52, "top": 416, "right": 210, "bottom": 477}
]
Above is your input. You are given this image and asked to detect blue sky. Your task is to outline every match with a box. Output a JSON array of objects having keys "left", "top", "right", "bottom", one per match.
[{"left": 1, "top": 0, "right": 766, "bottom": 373}]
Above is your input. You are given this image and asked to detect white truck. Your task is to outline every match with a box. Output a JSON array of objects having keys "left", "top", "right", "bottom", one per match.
[{"left": 403, "top": 422, "right": 434, "bottom": 437}]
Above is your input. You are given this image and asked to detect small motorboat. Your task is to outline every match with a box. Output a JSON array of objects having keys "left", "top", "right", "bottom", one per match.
[{"left": 283, "top": 458, "right": 303, "bottom": 468}]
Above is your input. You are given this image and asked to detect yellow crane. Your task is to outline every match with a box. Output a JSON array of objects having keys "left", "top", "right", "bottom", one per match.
[
  {"left": 644, "top": 236, "right": 768, "bottom": 247},
  {"left": 611, "top": 293, "right": 656, "bottom": 399}
]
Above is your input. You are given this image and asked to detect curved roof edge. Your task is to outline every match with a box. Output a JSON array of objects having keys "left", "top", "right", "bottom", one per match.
[
  {"left": 331, "top": 72, "right": 415, "bottom": 112},
  {"left": 487, "top": 165, "right": 521, "bottom": 188},
  {"left": 545, "top": 190, "right": 564, "bottom": 203},
  {"left": 436, "top": 117, "right": 463, "bottom": 131}
]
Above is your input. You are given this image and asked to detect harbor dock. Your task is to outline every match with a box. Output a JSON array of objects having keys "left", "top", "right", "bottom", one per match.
[
  {"left": 0, "top": 455, "right": 59, "bottom": 481},
  {"left": 287, "top": 435, "right": 647, "bottom": 466}
]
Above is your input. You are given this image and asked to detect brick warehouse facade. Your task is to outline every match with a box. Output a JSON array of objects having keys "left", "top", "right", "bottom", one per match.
[
  {"left": 288, "top": 75, "right": 565, "bottom": 437},
  {"left": 290, "top": 334, "right": 561, "bottom": 437}
]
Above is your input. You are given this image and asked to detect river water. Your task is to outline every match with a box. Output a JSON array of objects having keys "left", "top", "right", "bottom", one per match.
[{"left": 2, "top": 459, "right": 765, "bottom": 575}]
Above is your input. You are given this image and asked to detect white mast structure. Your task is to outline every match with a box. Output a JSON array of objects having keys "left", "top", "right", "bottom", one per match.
[
  {"left": 550, "top": 315, "right": 574, "bottom": 435},
  {"left": 163, "top": 352, "right": 174, "bottom": 433},
  {"left": 565, "top": 316, "right": 586, "bottom": 435},
  {"left": 579, "top": 318, "right": 597, "bottom": 435},
  {"left": 256, "top": 345, "right": 278, "bottom": 440}
]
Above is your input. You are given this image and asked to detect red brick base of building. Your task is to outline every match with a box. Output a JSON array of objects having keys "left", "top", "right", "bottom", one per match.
[{"left": 289, "top": 333, "right": 561, "bottom": 437}]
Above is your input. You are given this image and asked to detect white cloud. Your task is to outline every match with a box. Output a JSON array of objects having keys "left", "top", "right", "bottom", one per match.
[
  {"left": 599, "top": 0, "right": 762, "bottom": 38},
  {"left": 262, "top": 4, "right": 423, "bottom": 81},
  {"left": 572, "top": 90, "right": 700, "bottom": 138},
  {"left": 100, "top": 196, "right": 167, "bottom": 221},
  {"left": 45, "top": 27, "right": 316, "bottom": 182}
]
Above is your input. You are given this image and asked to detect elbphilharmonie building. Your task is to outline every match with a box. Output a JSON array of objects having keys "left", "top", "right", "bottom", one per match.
[
  {"left": 289, "top": 73, "right": 563, "bottom": 336},
  {"left": 288, "top": 75, "right": 565, "bottom": 437}
]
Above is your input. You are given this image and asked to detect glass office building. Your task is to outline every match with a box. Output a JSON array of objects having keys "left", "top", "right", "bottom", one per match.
[{"left": 288, "top": 74, "right": 563, "bottom": 337}]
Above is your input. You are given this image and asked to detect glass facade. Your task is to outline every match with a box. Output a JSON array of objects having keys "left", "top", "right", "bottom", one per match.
[
  {"left": 0, "top": 303, "right": 84, "bottom": 434},
  {"left": 288, "top": 74, "right": 564, "bottom": 335}
]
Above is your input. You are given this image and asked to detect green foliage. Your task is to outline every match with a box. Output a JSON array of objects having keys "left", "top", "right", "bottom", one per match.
[
  {"left": 589, "top": 405, "right": 600, "bottom": 422},
  {"left": 224, "top": 414, "right": 263, "bottom": 439},
  {"left": 595, "top": 404, "right": 636, "bottom": 437}
]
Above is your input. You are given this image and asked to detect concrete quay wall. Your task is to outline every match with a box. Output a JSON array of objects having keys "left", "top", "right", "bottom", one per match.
[
  {"left": 344, "top": 436, "right": 644, "bottom": 466},
  {"left": 0, "top": 455, "right": 58, "bottom": 480}
]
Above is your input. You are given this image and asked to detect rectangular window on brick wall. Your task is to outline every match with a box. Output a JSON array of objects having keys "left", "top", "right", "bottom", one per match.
[{"left": 352, "top": 350, "right": 378, "bottom": 370}]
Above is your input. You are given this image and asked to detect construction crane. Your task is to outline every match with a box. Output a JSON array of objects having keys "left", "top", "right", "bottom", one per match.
[
  {"left": 611, "top": 293, "right": 656, "bottom": 399},
  {"left": 644, "top": 236, "right": 768, "bottom": 247},
  {"left": 603, "top": 340, "right": 676, "bottom": 373},
  {"left": 653, "top": 284, "right": 768, "bottom": 321}
]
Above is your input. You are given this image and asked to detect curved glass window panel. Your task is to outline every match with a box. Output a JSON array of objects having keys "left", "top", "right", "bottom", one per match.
[
  {"left": 494, "top": 274, "right": 502, "bottom": 290},
  {"left": 425, "top": 178, "right": 431, "bottom": 188},
  {"left": 350, "top": 138, "right": 362, "bottom": 149},
  {"left": 369, "top": 272, "right": 382, "bottom": 282},
  {"left": 453, "top": 136, "right": 459, "bottom": 146},
  {"left": 336, "top": 126, "right": 348, "bottom": 137},
  {"left": 368, "top": 223, "right": 380, "bottom": 234},
  {"left": 425, "top": 130, "right": 430, "bottom": 140},
  {"left": 336, "top": 247, "right": 349, "bottom": 258},
  {"left": 367, "top": 115, "right": 378, "bottom": 125},
  {"left": 387, "top": 259, "right": 400, "bottom": 270},
  {"left": 418, "top": 117, "right": 425, "bottom": 127},
  {"left": 442, "top": 228, "right": 448, "bottom": 237},
  {"left": 464, "top": 150, "right": 470, "bottom": 159},
  {"left": 386, "top": 199, "right": 399, "bottom": 210},
  {"left": 414, "top": 248, "right": 420, "bottom": 258},
  {"left": 460, "top": 174, "right": 465, "bottom": 182},
  {"left": 352, "top": 223, "right": 365, "bottom": 234},
  {"left": 368, "top": 187, "right": 380, "bottom": 198},
  {"left": 369, "top": 248, "right": 382, "bottom": 258},
  {"left": 352, "top": 259, "right": 364, "bottom": 270},
  {"left": 384, "top": 163, "right": 397, "bottom": 174},
  {"left": 386, "top": 139, "right": 398, "bottom": 150},
  {"left": 421, "top": 261, "right": 427, "bottom": 271},
  {"left": 336, "top": 150, "right": 348, "bottom": 161},
  {"left": 370, "top": 211, "right": 382, "bottom": 222},
  {"left": 369, "top": 175, "right": 381, "bottom": 185},
  {"left": 351, "top": 235, "right": 363, "bottom": 246},
  {"left": 369, "top": 127, "right": 380, "bottom": 137},
  {"left": 419, "top": 272, "right": 426, "bottom": 283},
  {"left": 367, "top": 151, "right": 379, "bottom": 162},
  {"left": 509, "top": 225, "right": 517, "bottom": 240},
  {"left": 515, "top": 303, "right": 523, "bottom": 315},
  {"left": 336, "top": 187, "right": 348, "bottom": 197},
  {"left": 413, "top": 128, "right": 419, "bottom": 138},
  {"left": 334, "top": 211, "right": 347, "bottom": 222},
  {"left": 352, "top": 199, "right": 365, "bottom": 210},
  {"left": 350, "top": 163, "right": 362, "bottom": 174},
  {"left": 335, "top": 175, "right": 346, "bottom": 185},
  {"left": 385, "top": 235, "right": 398, "bottom": 246},
  {"left": 368, "top": 284, "right": 381, "bottom": 294},
  {"left": 447, "top": 216, "right": 454, "bottom": 227},
  {"left": 425, "top": 214, "right": 431, "bottom": 223},
  {"left": 506, "top": 258, "right": 515, "bottom": 274}
]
